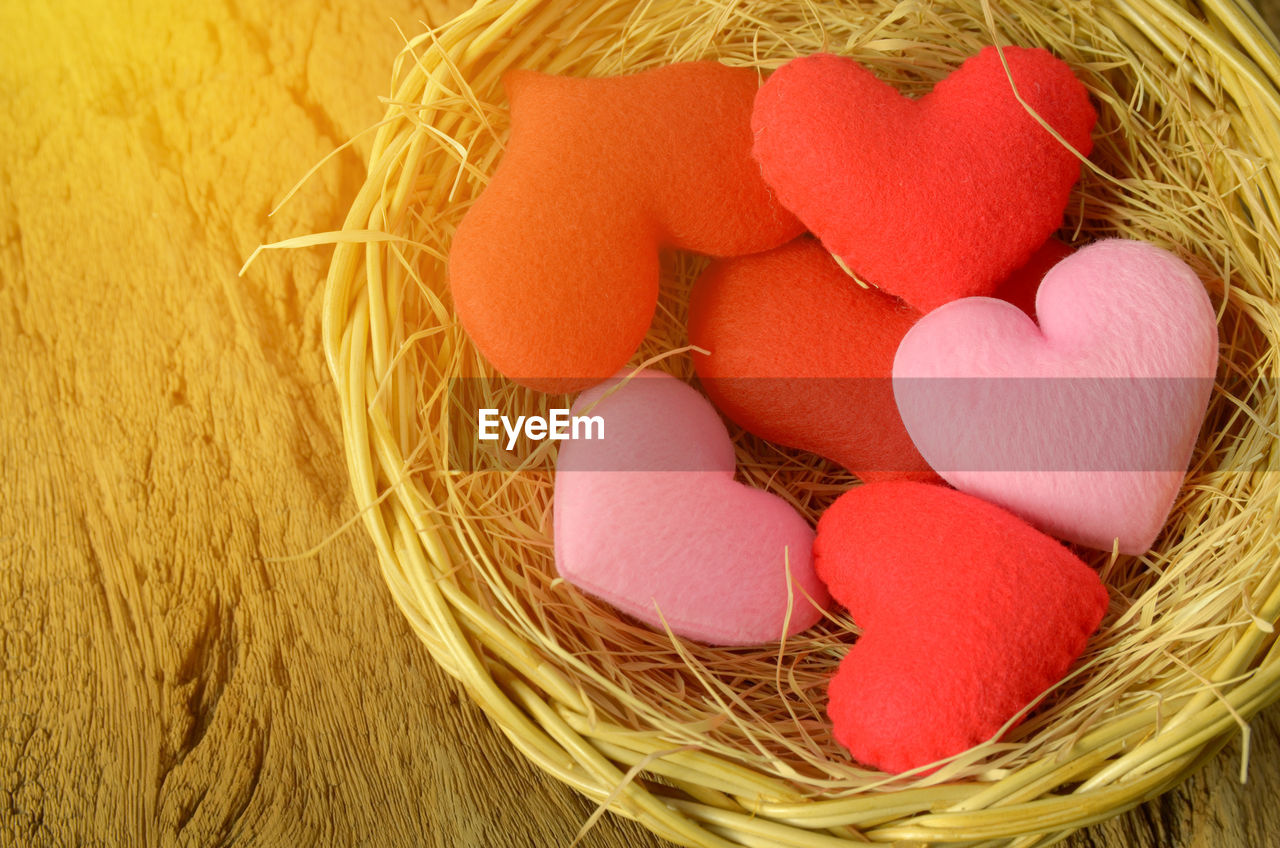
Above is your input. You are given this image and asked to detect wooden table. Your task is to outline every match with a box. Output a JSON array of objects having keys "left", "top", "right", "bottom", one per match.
[{"left": 3, "top": 1, "right": 1277, "bottom": 845}]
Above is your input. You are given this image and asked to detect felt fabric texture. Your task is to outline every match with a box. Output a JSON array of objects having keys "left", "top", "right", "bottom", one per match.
[
  {"left": 751, "top": 47, "right": 1096, "bottom": 313},
  {"left": 449, "top": 62, "right": 803, "bottom": 393},
  {"left": 814, "top": 481, "right": 1109, "bottom": 774},
  {"left": 893, "top": 239, "right": 1219, "bottom": 554},
  {"left": 553, "top": 369, "right": 828, "bottom": 645},
  {"left": 687, "top": 237, "right": 934, "bottom": 481},
  {"left": 998, "top": 237, "right": 1076, "bottom": 320}
]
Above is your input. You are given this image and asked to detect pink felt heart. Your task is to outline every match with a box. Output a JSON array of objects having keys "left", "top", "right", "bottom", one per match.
[
  {"left": 751, "top": 47, "right": 1095, "bottom": 313},
  {"left": 687, "top": 236, "right": 1072, "bottom": 482},
  {"left": 893, "top": 239, "right": 1218, "bottom": 554},
  {"left": 553, "top": 369, "right": 829, "bottom": 645}
]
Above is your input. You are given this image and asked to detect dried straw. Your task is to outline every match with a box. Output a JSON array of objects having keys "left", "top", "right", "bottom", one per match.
[{"left": 315, "top": 0, "right": 1280, "bottom": 844}]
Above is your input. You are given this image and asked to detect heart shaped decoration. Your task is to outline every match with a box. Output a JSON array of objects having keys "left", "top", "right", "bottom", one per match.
[
  {"left": 752, "top": 47, "right": 1095, "bottom": 313},
  {"left": 554, "top": 369, "right": 830, "bottom": 645},
  {"left": 893, "top": 239, "right": 1218, "bottom": 554},
  {"left": 688, "top": 237, "right": 1074, "bottom": 480},
  {"left": 815, "top": 481, "right": 1109, "bottom": 773},
  {"left": 998, "top": 237, "right": 1075, "bottom": 320},
  {"left": 688, "top": 237, "right": 934, "bottom": 482},
  {"left": 450, "top": 62, "right": 801, "bottom": 393}
]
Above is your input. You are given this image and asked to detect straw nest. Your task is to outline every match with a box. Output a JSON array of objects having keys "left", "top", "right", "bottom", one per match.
[{"left": 315, "top": 0, "right": 1280, "bottom": 844}]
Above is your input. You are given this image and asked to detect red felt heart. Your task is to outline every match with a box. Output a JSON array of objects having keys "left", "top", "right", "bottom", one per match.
[
  {"left": 752, "top": 47, "right": 1095, "bottom": 313},
  {"left": 814, "top": 481, "right": 1108, "bottom": 773},
  {"left": 687, "top": 236, "right": 1074, "bottom": 481},
  {"left": 688, "top": 237, "right": 932, "bottom": 482}
]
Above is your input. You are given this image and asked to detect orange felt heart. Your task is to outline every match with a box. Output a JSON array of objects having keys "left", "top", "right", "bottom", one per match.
[
  {"left": 815, "top": 481, "right": 1109, "bottom": 773},
  {"left": 449, "top": 62, "right": 802, "bottom": 394},
  {"left": 752, "top": 47, "right": 1095, "bottom": 313}
]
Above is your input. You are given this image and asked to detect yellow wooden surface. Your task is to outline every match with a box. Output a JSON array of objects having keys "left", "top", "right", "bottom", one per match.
[{"left": 1, "top": 1, "right": 1278, "bottom": 846}]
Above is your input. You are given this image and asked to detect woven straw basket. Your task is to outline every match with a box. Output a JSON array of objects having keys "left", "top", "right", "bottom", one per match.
[{"left": 320, "top": 0, "right": 1280, "bottom": 845}]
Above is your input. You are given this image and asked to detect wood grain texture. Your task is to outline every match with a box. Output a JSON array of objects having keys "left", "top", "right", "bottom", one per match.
[{"left": 0, "top": 2, "right": 1276, "bottom": 848}]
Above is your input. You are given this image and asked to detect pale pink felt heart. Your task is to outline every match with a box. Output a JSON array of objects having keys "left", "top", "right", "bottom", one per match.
[
  {"left": 893, "top": 239, "right": 1218, "bottom": 554},
  {"left": 553, "top": 369, "right": 830, "bottom": 645}
]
